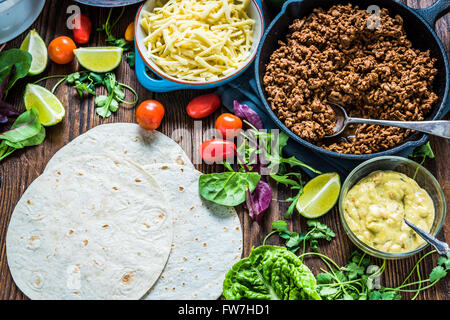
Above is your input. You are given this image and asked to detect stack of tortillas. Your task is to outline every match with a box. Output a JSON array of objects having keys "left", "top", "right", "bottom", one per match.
[{"left": 6, "top": 123, "right": 243, "bottom": 300}]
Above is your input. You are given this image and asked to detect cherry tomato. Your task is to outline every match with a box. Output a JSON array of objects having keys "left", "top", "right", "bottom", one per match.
[
  {"left": 136, "top": 100, "right": 165, "bottom": 130},
  {"left": 48, "top": 36, "right": 77, "bottom": 64},
  {"left": 216, "top": 113, "right": 243, "bottom": 139},
  {"left": 186, "top": 93, "right": 221, "bottom": 119},
  {"left": 72, "top": 14, "right": 92, "bottom": 44},
  {"left": 201, "top": 139, "right": 236, "bottom": 163},
  {"left": 125, "top": 22, "right": 134, "bottom": 42}
]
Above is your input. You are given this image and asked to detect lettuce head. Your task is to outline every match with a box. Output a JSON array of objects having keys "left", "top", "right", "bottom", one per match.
[{"left": 223, "top": 245, "right": 321, "bottom": 300}]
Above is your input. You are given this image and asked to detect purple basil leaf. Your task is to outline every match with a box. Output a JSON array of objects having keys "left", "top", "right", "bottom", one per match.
[
  {"left": 0, "top": 65, "right": 15, "bottom": 100},
  {"left": 0, "top": 100, "right": 19, "bottom": 117},
  {"left": 245, "top": 180, "right": 271, "bottom": 224},
  {"left": 0, "top": 100, "right": 19, "bottom": 132},
  {"left": 233, "top": 100, "right": 264, "bottom": 130}
]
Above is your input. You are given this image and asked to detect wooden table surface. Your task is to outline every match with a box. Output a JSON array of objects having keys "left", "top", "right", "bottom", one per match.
[{"left": 0, "top": 0, "right": 448, "bottom": 300}]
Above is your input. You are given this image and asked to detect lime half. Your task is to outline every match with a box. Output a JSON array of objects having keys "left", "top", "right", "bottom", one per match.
[
  {"left": 296, "top": 172, "right": 341, "bottom": 218},
  {"left": 20, "top": 29, "right": 48, "bottom": 76},
  {"left": 74, "top": 47, "right": 123, "bottom": 72},
  {"left": 24, "top": 84, "right": 65, "bottom": 126}
]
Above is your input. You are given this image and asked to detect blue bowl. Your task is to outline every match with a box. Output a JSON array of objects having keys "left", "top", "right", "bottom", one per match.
[
  {"left": 134, "top": 0, "right": 264, "bottom": 92},
  {"left": 74, "top": 0, "right": 144, "bottom": 6},
  {"left": 255, "top": 0, "right": 449, "bottom": 165}
]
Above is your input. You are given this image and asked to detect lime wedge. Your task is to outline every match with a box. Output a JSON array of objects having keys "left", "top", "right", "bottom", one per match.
[
  {"left": 20, "top": 29, "right": 48, "bottom": 76},
  {"left": 24, "top": 84, "right": 65, "bottom": 126},
  {"left": 296, "top": 172, "right": 341, "bottom": 218},
  {"left": 74, "top": 47, "right": 123, "bottom": 72}
]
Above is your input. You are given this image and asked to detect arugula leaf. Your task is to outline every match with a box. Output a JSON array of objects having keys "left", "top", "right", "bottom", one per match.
[{"left": 199, "top": 171, "right": 261, "bottom": 206}]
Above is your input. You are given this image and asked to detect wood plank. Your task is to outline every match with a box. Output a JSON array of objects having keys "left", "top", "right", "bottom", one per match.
[{"left": 0, "top": 0, "right": 448, "bottom": 300}]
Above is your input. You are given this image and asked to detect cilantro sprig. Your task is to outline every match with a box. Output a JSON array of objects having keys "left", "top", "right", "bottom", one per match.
[
  {"left": 409, "top": 141, "right": 435, "bottom": 179},
  {"left": 263, "top": 219, "right": 335, "bottom": 254},
  {"left": 303, "top": 249, "right": 449, "bottom": 300},
  {"left": 34, "top": 71, "right": 138, "bottom": 118},
  {"left": 98, "top": 7, "right": 135, "bottom": 68},
  {"left": 264, "top": 220, "right": 449, "bottom": 300}
]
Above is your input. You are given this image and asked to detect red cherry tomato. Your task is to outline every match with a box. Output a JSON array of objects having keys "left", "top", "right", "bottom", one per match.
[
  {"left": 72, "top": 14, "right": 92, "bottom": 44},
  {"left": 48, "top": 36, "right": 76, "bottom": 64},
  {"left": 216, "top": 113, "right": 243, "bottom": 139},
  {"left": 186, "top": 93, "right": 221, "bottom": 119},
  {"left": 136, "top": 100, "right": 165, "bottom": 130},
  {"left": 201, "top": 139, "right": 236, "bottom": 163}
]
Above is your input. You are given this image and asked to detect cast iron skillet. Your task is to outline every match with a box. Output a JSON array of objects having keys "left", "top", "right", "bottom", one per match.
[{"left": 255, "top": 0, "right": 450, "bottom": 161}]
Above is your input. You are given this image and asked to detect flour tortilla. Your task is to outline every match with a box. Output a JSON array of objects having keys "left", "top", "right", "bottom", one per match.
[
  {"left": 45, "top": 123, "right": 193, "bottom": 171},
  {"left": 6, "top": 154, "right": 173, "bottom": 300},
  {"left": 142, "top": 164, "right": 243, "bottom": 300}
]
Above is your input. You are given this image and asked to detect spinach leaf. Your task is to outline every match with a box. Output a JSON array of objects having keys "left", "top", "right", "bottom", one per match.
[
  {"left": 223, "top": 246, "right": 321, "bottom": 300},
  {"left": 199, "top": 171, "right": 260, "bottom": 206},
  {"left": 0, "top": 108, "right": 45, "bottom": 161},
  {"left": 0, "top": 49, "right": 32, "bottom": 97}
]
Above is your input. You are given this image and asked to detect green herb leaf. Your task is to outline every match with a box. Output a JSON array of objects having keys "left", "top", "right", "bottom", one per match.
[
  {"left": 199, "top": 171, "right": 261, "bottom": 206},
  {"left": 343, "top": 262, "right": 365, "bottom": 280},
  {"left": 316, "top": 273, "right": 333, "bottom": 284},
  {"left": 126, "top": 51, "right": 135, "bottom": 68},
  {"left": 272, "top": 220, "right": 287, "bottom": 232},
  {"left": 429, "top": 266, "right": 447, "bottom": 282},
  {"left": 306, "top": 220, "right": 336, "bottom": 241},
  {"left": 0, "top": 108, "right": 45, "bottom": 161},
  {"left": 0, "top": 49, "right": 32, "bottom": 97},
  {"left": 409, "top": 141, "right": 435, "bottom": 159},
  {"left": 437, "top": 253, "right": 450, "bottom": 270}
]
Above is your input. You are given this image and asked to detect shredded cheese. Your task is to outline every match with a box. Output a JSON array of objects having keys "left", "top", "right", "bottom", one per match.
[{"left": 140, "top": 0, "right": 255, "bottom": 82}]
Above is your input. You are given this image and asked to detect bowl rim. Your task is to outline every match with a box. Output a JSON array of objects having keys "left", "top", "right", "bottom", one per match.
[
  {"left": 134, "top": 0, "right": 264, "bottom": 86},
  {"left": 338, "top": 155, "right": 447, "bottom": 259},
  {"left": 254, "top": 0, "right": 449, "bottom": 160}
]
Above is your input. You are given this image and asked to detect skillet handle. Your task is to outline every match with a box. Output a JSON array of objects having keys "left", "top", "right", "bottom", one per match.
[
  {"left": 413, "top": 0, "right": 450, "bottom": 28},
  {"left": 134, "top": 44, "right": 187, "bottom": 93}
]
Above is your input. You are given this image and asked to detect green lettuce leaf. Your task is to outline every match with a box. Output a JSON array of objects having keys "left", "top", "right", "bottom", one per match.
[{"left": 223, "top": 245, "right": 321, "bottom": 300}]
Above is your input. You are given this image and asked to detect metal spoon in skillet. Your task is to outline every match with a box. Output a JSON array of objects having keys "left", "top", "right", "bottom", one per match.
[
  {"left": 325, "top": 102, "right": 450, "bottom": 139},
  {"left": 404, "top": 218, "right": 449, "bottom": 255}
]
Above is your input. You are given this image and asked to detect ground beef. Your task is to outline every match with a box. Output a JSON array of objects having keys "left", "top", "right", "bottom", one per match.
[{"left": 263, "top": 4, "right": 438, "bottom": 154}]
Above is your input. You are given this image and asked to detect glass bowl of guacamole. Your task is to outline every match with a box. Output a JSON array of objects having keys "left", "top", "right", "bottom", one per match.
[{"left": 339, "top": 156, "right": 446, "bottom": 259}]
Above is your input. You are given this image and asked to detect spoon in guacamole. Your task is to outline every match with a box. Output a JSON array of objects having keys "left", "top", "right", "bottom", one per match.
[{"left": 404, "top": 218, "right": 449, "bottom": 255}]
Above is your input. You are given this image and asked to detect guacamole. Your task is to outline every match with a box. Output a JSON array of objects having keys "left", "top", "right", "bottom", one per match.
[{"left": 344, "top": 170, "right": 435, "bottom": 253}]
